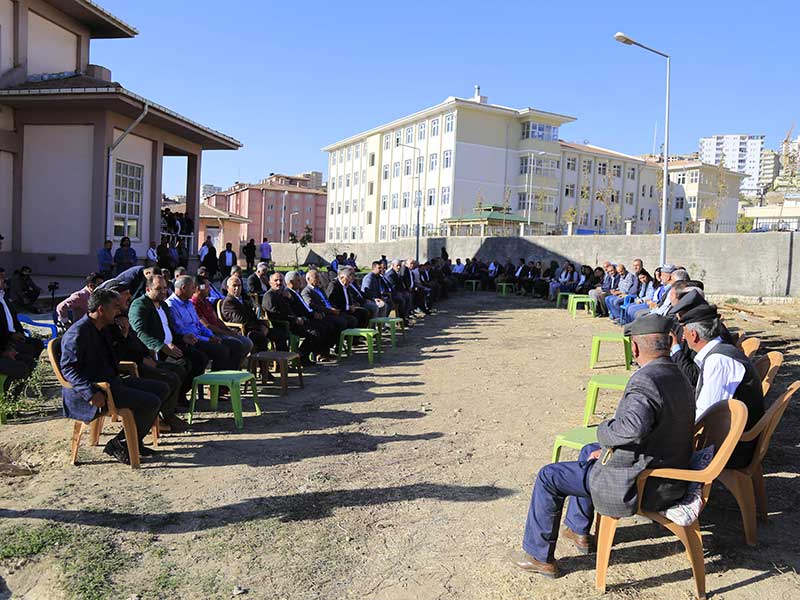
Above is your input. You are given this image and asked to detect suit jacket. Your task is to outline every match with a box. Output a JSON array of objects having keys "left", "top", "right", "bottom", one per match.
[
  {"left": 220, "top": 294, "right": 260, "bottom": 330},
  {"left": 326, "top": 279, "right": 355, "bottom": 311},
  {"left": 302, "top": 285, "right": 334, "bottom": 313},
  {"left": 385, "top": 268, "right": 406, "bottom": 292},
  {"left": 0, "top": 293, "right": 23, "bottom": 352},
  {"left": 128, "top": 294, "right": 177, "bottom": 353},
  {"left": 247, "top": 273, "right": 267, "bottom": 298},
  {"left": 399, "top": 266, "right": 415, "bottom": 290},
  {"left": 59, "top": 315, "right": 120, "bottom": 422},
  {"left": 588, "top": 357, "right": 694, "bottom": 518},
  {"left": 361, "top": 272, "right": 390, "bottom": 300},
  {"left": 263, "top": 288, "right": 292, "bottom": 322}
]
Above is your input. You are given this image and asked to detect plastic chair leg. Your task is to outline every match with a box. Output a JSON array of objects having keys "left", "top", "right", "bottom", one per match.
[
  {"left": 666, "top": 520, "right": 706, "bottom": 599},
  {"left": 389, "top": 323, "right": 397, "bottom": 347},
  {"left": 623, "top": 338, "right": 633, "bottom": 370},
  {"left": 90, "top": 415, "right": 105, "bottom": 446},
  {"left": 279, "top": 360, "right": 288, "bottom": 396},
  {"left": 210, "top": 385, "right": 220, "bottom": 411},
  {"left": 595, "top": 515, "right": 619, "bottom": 593},
  {"left": 551, "top": 438, "right": 563, "bottom": 463},
  {"left": 590, "top": 339, "right": 601, "bottom": 368},
  {"left": 718, "top": 469, "right": 758, "bottom": 545},
  {"left": 118, "top": 408, "right": 140, "bottom": 469},
  {"left": 230, "top": 385, "right": 243, "bottom": 430},
  {"left": 367, "top": 338, "right": 374, "bottom": 365},
  {"left": 70, "top": 421, "right": 85, "bottom": 465},
  {"left": 583, "top": 383, "right": 599, "bottom": 427},
  {"left": 752, "top": 464, "right": 768, "bottom": 521},
  {"left": 251, "top": 375, "right": 261, "bottom": 416},
  {"left": 150, "top": 419, "right": 159, "bottom": 448}
]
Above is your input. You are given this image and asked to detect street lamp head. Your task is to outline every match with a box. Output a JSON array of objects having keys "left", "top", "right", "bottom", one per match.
[{"left": 614, "top": 31, "right": 634, "bottom": 45}]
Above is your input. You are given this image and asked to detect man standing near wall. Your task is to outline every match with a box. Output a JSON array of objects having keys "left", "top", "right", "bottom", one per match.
[{"left": 259, "top": 238, "right": 272, "bottom": 265}]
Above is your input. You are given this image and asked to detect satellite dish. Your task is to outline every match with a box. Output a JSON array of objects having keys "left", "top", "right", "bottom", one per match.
[{"left": 583, "top": 139, "right": 590, "bottom": 145}]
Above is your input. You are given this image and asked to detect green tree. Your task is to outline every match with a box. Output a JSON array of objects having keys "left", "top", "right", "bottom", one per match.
[
  {"left": 288, "top": 225, "right": 313, "bottom": 268},
  {"left": 737, "top": 215, "right": 754, "bottom": 233}
]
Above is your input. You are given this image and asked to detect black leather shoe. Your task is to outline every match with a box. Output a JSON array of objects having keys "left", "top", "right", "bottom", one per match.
[
  {"left": 103, "top": 438, "right": 131, "bottom": 465},
  {"left": 138, "top": 445, "right": 158, "bottom": 457}
]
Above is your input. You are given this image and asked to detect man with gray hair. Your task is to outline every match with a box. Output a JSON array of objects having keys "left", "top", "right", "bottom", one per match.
[
  {"left": 651, "top": 267, "right": 688, "bottom": 316},
  {"left": 327, "top": 266, "right": 370, "bottom": 327},
  {"left": 247, "top": 262, "right": 271, "bottom": 302},
  {"left": 165, "top": 275, "right": 237, "bottom": 371}
]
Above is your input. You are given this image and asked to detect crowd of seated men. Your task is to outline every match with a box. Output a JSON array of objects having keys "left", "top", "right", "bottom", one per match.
[
  {"left": 512, "top": 267, "right": 767, "bottom": 579},
  {"left": 5, "top": 254, "right": 454, "bottom": 465}
]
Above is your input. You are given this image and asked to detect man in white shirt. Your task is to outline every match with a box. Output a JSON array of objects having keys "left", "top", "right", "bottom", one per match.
[
  {"left": 218, "top": 243, "right": 237, "bottom": 278},
  {"left": 146, "top": 241, "right": 158, "bottom": 267}
]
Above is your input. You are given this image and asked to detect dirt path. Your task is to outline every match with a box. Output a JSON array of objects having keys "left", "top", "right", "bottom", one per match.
[{"left": 2, "top": 293, "right": 800, "bottom": 599}]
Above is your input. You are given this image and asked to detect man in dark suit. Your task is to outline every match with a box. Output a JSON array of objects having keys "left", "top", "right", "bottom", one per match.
[
  {"left": 128, "top": 274, "right": 207, "bottom": 393},
  {"left": 302, "top": 270, "right": 354, "bottom": 331},
  {"left": 262, "top": 271, "right": 336, "bottom": 365},
  {"left": 402, "top": 259, "right": 430, "bottom": 314},
  {"left": 218, "top": 242, "right": 237, "bottom": 278},
  {"left": 384, "top": 259, "right": 413, "bottom": 322},
  {"left": 60, "top": 288, "right": 168, "bottom": 465},
  {"left": 513, "top": 314, "right": 694, "bottom": 578},
  {"left": 326, "top": 268, "right": 370, "bottom": 327},
  {"left": 221, "top": 275, "right": 287, "bottom": 352},
  {"left": 247, "top": 263, "right": 270, "bottom": 303},
  {"left": 361, "top": 261, "right": 393, "bottom": 317},
  {"left": 0, "top": 268, "right": 43, "bottom": 372}
]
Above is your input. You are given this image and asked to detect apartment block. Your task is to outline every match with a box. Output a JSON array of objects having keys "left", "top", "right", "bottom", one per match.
[
  {"left": 758, "top": 149, "right": 781, "bottom": 195},
  {"left": 699, "top": 134, "right": 764, "bottom": 197},
  {"left": 666, "top": 161, "right": 746, "bottom": 231}
]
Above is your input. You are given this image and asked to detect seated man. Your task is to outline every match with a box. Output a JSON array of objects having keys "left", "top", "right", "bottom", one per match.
[
  {"left": 605, "top": 263, "right": 638, "bottom": 323},
  {"left": 675, "top": 302, "right": 762, "bottom": 468},
  {"left": 263, "top": 271, "right": 337, "bottom": 366},
  {"left": 513, "top": 314, "right": 694, "bottom": 577},
  {"left": 385, "top": 259, "right": 413, "bottom": 322},
  {"left": 327, "top": 267, "right": 370, "bottom": 327},
  {"left": 60, "top": 288, "right": 168, "bottom": 465},
  {"left": 8, "top": 266, "right": 42, "bottom": 311},
  {"left": 346, "top": 268, "right": 383, "bottom": 318},
  {"left": 302, "top": 269, "right": 355, "bottom": 331},
  {"left": 221, "top": 275, "right": 287, "bottom": 354},
  {"left": 361, "top": 261, "right": 393, "bottom": 318},
  {"left": 129, "top": 274, "right": 208, "bottom": 387},
  {"left": 191, "top": 275, "right": 256, "bottom": 357},
  {"left": 0, "top": 268, "right": 43, "bottom": 373},
  {"left": 247, "top": 262, "right": 271, "bottom": 303},
  {"left": 56, "top": 272, "right": 104, "bottom": 325},
  {"left": 402, "top": 259, "right": 430, "bottom": 314},
  {"left": 107, "top": 281, "right": 188, "bottom": 432},
  {"left": 419, "top": 263, "right": 442, "bottom": 304},
  {"left": 166, "top": 276, "right": 238, "bottom": 371},
  {"left": 588, "top": 262, "right": 618, "bottom": 317}
]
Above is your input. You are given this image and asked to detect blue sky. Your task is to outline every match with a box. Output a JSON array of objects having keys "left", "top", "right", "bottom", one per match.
[{"left": 93, "top": 0, "right": 798, "bottom": 196}]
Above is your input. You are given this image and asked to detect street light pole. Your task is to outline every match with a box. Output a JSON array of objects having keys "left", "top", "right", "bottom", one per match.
[
  {"left": 614, "top": 32, "right": 670, "bottom": 266},
  {"left": 289, "top": 211, "right": 299, "bottom": 237},
  {"left": 280, "top": 190, "right": 288, "bottom": 243}
]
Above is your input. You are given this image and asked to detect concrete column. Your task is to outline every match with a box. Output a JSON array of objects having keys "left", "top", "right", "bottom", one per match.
[
  {"left": 479, "top": 223, "right": 485, "bottom": 237},
  {"left": 699, "top": 218, "right": 709, "bottom": 234},
  {"left": 566, "top": 221, "right": 574, "bottom": 236},
  {"left": 625, "top": 219, "right": 633, "bottom": 236},
  {"left": 519, "top": 222, "right": 525, "bottom": 237},
  {"left": 186, "top": 153, "right": 202, "bottom": 253}
]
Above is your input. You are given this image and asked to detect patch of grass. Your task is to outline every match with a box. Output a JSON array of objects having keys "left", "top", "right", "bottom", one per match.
[
  {"left": 0, "top": 359, "right": 55, "bottom": 419},
  {"left": 60, "top": 534, "right": 129, "bottom": 600},
  {"left": 726, "top": 297, "right": 740, "bottom": 304},
  {"left": 0, "top": 524, "right": 72, "bottom": 560}
]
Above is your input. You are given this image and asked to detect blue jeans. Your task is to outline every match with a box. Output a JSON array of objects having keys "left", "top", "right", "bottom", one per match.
[
  {"left": 605, "top": 295, "right": 626, "bottom": 321},
  {"left": 624, "top": 303, "right": 649, "bottom": 324},
  {"left": 522, "top": 443, "right": 600, "bottom": 562}
]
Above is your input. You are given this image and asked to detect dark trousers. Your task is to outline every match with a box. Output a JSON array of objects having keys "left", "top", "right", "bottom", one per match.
[
  {"left": 522, "top": 443, "right": 599, "bottom": 562},
  {"left": 391, "top": 292, "right": 412, "bottom": 319},
  {"left": 0, "top": 356, "right": 32, "bottom": 390},
  {"left": 109, "top": 377, "right": 165, "bottom": 443},
  {"left": 347, "top": 306, "right": 370, "bottom": 327},
  {"left": 139, "top": 364, "right": 183, "bottom": 418},
  {"left": 245, "top": 257, "right": 255, "bottom": 272},
  {"left": 194, "top": 339, "right": 233, "bottom": 371},
  {"left": 161, "top": 348, "right": 208, "bottom": 396}
]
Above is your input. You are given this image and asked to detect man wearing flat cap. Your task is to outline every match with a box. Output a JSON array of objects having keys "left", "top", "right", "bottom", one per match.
[
  {"left": 512, "top": 313, "right": 694, "bottom": 578},
  {"left": 676, "top": 301, "right": 764, "bottom": 468}
]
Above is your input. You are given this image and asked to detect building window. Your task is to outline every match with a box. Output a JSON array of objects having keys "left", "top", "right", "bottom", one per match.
[
  {"left": 444, "top": 114, "right": 454, "bottom": 133},
  {"left": 366, "top": 211, "right": 373, "bottom": 224},
  {"left": 521, "top": 121, "right": 559, "bottom": 141},
  {"left": 582, "top": 159, "right": 592, "bottom": 174},
  {"left": 345, "top": 174, "right": 350, "bottom": 187},
  {"left": 381, "top": 195, "right": 388, "bottom": 210},
  {"left": 648, "top": 209, "right": 653, "bottom": 221},
  {"left": 391, "top": 193, "right": 398, "bottom": 208},
  {"left": 352, "top": 198, "right": 358, "bottom": 211},
  {"left": 673, "top": 172, "right": 686, "bottom": 184},
  {"left": 331, "top": 153, "right": 337, "bottom": 166},
  {"left": 380, "top": 225, "right": 386, "bottom": 240},
  {"left": 404, "top": 159, "right": 412, "bottom": 176},
  {"left": 114, "top": 160, "right": 143, "bottom": 239},
  {"left": 393, "top": 162, "right": 400, "bottom": 177},
  {"left": 641, "top": 184, "right": 646, "bottom": 196},
  {"left": 564, "top": 183, "right": 576, "bottom": 198},
  {"left": 418, "top": 122, "right": 426, "bottom": 140},
  {"left": 369, "top": 153, "right": 375, "bottom": 167},
  {"left": 626, "top": 166, "right": 636, "bottom": 180},
  {"left": 612, "top": 164, "right": 621, "bottom": 177},
  {"left": 597, "top": 162, "right": 607, "bottom": 176},
  {"left": 625, "top": 192, "right": 634, "bottom": 205},
  {"left": 416, "top": 156, "right": 424, "bottom": 174},
  {"left": 346, "top": 146, "right": 352, "bottom": 161},
  {"left": 639, "top": 209, "right": 644, "bottom": 221},
  {"left": 649, "top": 185, "right": 654, "bottom": 198},
  {"left": 383, "top": 134, "right": 390, "bottom": 150},
  {"left": 353, "top": 172, "right": 358, "bottom": 186},
  {"left": 400, "top": 224, "right": 409, "bottom": 237},
  {"left": 610, "top": 191, "right": 619, "bottom": 203},
  {"left": 328, "top": 228, "right": 333, "bottom": 240},
  {"left": 427, "top": 188, "right": 436, "bottom": 206},
  {"left": 354, "top": 144, "right": 360, "bottom": 160},
  {"left": 431, "top": 118, "right": 440, "bottom": 136},
  {"left": 566, "top": 157, "right": 577, "bottom": 171},
  {"left": 402, "top": 191, "right": 409, "bottom": 207},
  {"left": 330, "top": 178, "right": 336, "bottom": 191},
  {"left": 382, "top": 164, "right": 389, "bottom": 180},
  {"left": 338, "top": 175, "right": 343, "bottom": 188},
  {"left": 339, "top": 150, "right": 344, "bottom": 161},
  {"left": 415, "top": 190, "right": 422, "bottom": 207},
  {"left": 426, "top": 223, "right": 435, "bottom": 235},
  {"left": 534, "top": 159, "right": 559, "bottom": 177},
  {"left": 336, "top": 201, "right": 342, "bottom": 214},
  {"left": 335, "top": 227, "right": 341, "bottom": 240},
  {"left": 520, "top": 156, "right": 531, "bottom": 175},
  {"left": 517, "top": 192, "right": 529, "bottom": 210},
  {"left": 368, "top": 181, "right": 374, "bottom": 195},
  {"left": 689, "top": 170, "right": 699, "bottom": 184},
  {"left": 404, "top": 127, "right": 413, "bottom": 144},
  {"left": 390, "top": 225, "right": 398, "bottom": 240},
  {"left": 351, "top": 226, "right": 357, "bottom": 240},
  {"left": 443, "top": 150, "right": 452, "bottom": 168},
  {"left": 675, "top": 196, "right": 685, "bottom": 209},
  {"left": 687, "top": 196, "right": 697, "bottom": 208},
  {"left": 329, "top": 202, "right": 334, "bottom": 215},
  {"left": 344, "top": 200, "right": 349, "bottom": 213},
  {"left": 429, "top": 153, "right": 438, "bottom": 171},
  {"left": 441, "top": 186, "right": 450, "bottom": 204}
]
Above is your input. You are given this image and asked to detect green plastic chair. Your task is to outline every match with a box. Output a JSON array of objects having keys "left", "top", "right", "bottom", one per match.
[
  {"left": 497, "top": 282, "right": 514, "bottom": 296},
  {"left": 370, "top": 317, "right": 405, "bottom": 347},
  {"left": 338, "top": 328, "right": 382, "bottom": 365},
  {"left": 556, "top": 292, "right": 574, "bottom": 309},
  {"left": 188, "top": 370, "right": 260, "bottom": 430},
  {"left": 465, "top": 280, "right": 480, "bottom": 292},
  {"left": 589, "top": 333, "right": 633, "bottom": 370},
  {"left": 582, "top": 373, "right": 631, "bottom": 426},
  {"left": 552, "top": 426, "right": 599, "bottom": 462},
  {"left": 0, "top": 373, "right": 8, "bottom": 425},
  {"left": 569, "top": 295, "right": 596, "bottom": 318}
]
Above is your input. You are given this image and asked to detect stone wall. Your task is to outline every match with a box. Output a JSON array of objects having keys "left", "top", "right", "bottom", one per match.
[{"left": 269, "top": 232, "right": 798, "bottom": 298}]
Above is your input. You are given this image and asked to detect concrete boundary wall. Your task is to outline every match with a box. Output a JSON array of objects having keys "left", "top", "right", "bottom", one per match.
[{"left": 269, "top": 232, "right": 798, "bottom": 298}]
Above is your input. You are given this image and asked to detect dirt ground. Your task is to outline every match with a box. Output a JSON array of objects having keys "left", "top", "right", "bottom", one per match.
[{"left": 1, "top": 292, "right": 800, "bottom": 600}]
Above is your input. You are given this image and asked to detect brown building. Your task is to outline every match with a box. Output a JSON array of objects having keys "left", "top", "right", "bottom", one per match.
[{"left": 0, "top": 0, "right": 240, "bottom": 279}]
